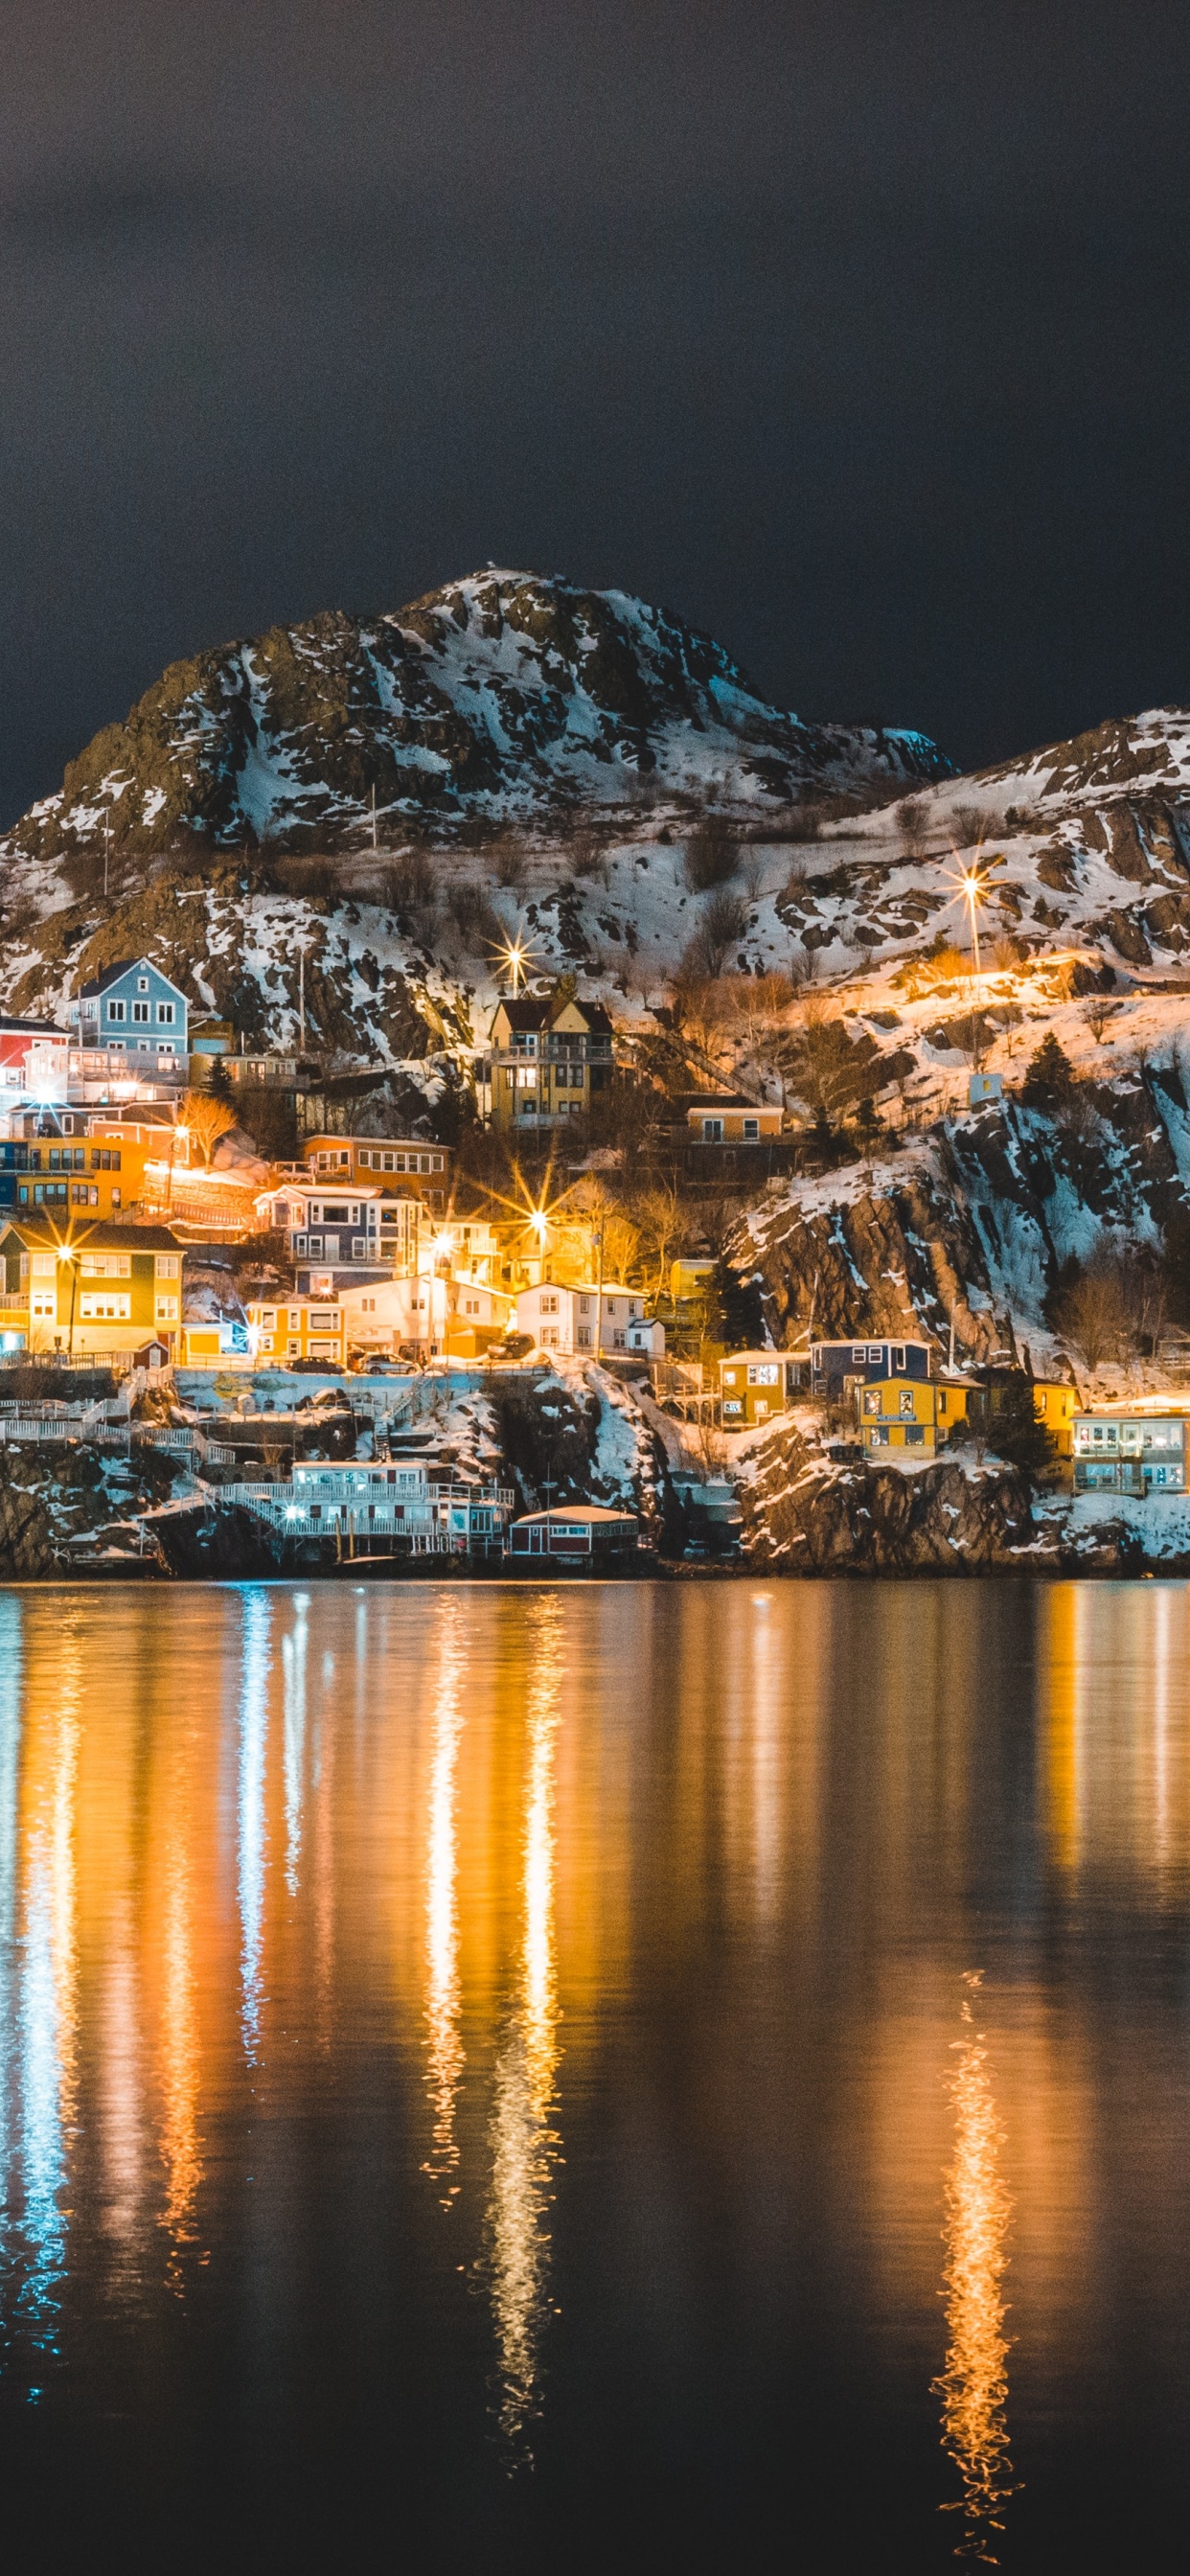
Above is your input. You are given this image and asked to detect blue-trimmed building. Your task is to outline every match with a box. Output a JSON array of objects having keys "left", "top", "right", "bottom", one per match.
[{"left": 70, "top": 957, "right": 189, "bottom": 1058}]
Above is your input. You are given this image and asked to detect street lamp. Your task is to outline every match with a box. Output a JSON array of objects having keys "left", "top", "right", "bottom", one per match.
[
  {"left": 492, "top": 927, "right": 540, "bottom": 997},
  {"left": 56, "top": 1243, "right": 79, "bottom": 1361}
]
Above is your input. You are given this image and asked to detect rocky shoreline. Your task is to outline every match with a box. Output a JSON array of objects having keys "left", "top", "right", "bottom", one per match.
[{"left": 0, "top": 1434, "right": 1179, "bottom": 1582}]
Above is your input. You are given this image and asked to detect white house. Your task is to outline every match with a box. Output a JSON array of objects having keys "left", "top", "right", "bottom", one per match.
[
  {"left": 626, "top": 1315, "right": 665, "bottom": 1356},
  {"left": 515, "top": 1281, "right": 647, "bottom": 1355},
  {"left": 340, "top": 1273, "right": 515, "bottom": 1356}
]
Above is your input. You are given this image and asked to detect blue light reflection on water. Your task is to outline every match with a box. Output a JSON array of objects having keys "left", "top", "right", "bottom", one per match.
[
  {"left": 282, "top": 1597, "right": 308, "bottom": 1898},
  {"left": 0, "top": 1597, "right": 21, "bottom": 2363},
  {"left": 238, "top": 1591, "right": 272, "bottom": 2062}
]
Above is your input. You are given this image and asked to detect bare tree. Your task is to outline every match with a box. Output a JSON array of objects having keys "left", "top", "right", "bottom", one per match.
[
  {"left": 567, "top": 825, "right": 602, "bottom": 878},
  {"left": 741, "top": 849, "right": 767, "bottom": 902},
  {"left": 1055, "top": 1255, "right": 1131, "bottom": 1368},
  {"left": 948, "top": 803, "right": 994, "bottom": 844},
  {"left": 896, "top": 796, "right": 927, "bottom": 854},
  {"left": 182, "top": 1089, "right": 238, "bottom": 1168},
  {"left": 684, "top": 888, "right": 749, "bottom": 978},
  {"left": 684, "top": 821, "right": 738, "bottom": 891},
  {"left": 492, "top": 834, "right": 530, "bottom": 895},
  {"left": 1085, "top": 995, "right": 1114, "bottom": 1046}
]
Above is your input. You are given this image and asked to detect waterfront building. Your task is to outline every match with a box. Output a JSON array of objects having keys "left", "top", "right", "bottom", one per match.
[
  {"left": 220, "top": 1457, "right": 515, "bottom": 1553},
  {"left": 515, "top": 1280, "right": 646, "bottom": 1354},
  {"left": 1072, "top": 1412, "right": 1187, "bottom": 1494},
  {"left": 858, "top": 1376, "right": 976, "bottom": 1455},
  {"left": 480, "top": 992, "right": 614, "bottom": 1134},
  {"left": 507, "top": 1505, "right": 639, "bottom": 1559}
]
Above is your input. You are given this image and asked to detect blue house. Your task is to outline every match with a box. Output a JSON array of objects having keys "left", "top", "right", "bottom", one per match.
[{"left": 70, "top": 957, "right": 190, "bottom": 1059}]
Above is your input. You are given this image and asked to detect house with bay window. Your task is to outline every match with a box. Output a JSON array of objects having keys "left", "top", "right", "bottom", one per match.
[{"left": 254, "top": 1181, "right": 423, "bottom": 1276}]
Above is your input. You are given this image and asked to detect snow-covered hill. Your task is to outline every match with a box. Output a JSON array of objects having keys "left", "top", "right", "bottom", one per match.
[
  {"left": 0, "top": 569, "right": 947, "bottom": 864},
  {"left": 3, "top": 569, "right": 1190, "bottom": 1184}
]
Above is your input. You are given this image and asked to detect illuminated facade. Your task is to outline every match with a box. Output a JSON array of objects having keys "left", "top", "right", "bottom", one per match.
[{"left": 0, "top": 1218, "right": 184, "bottom": 1357}]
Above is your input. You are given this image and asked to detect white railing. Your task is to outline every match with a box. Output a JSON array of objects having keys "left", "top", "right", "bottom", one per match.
[{"left": 0, "top": 1414, "right": 129, "bottom": 1447}]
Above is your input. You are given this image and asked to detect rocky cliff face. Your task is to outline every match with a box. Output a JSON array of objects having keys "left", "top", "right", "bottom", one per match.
[
  {"left": 738, "top": 1429, "right": 1169, "bottom": 1575},
  {"left": 2, "top": 571, "right": 949, "bottom": 867},
  {"left": 735, "top": 1070, "right": 1190, "bottom": 1372}
]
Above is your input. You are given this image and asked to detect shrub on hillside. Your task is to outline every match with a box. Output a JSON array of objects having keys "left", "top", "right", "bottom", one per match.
[
  {"left": 683, "top": 888, "right": 748, "bottom": 978},
  {"left": 684, "top": 821, "right": 738, "bottom": 891}
]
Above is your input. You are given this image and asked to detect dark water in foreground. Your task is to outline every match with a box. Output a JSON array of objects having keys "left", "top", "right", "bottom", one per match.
[{"left": 0, "top": 1578, "right": 1188, "bottom": 2571}]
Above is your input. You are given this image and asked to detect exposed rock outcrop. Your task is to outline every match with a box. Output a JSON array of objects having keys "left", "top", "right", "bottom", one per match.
[
  {"left": 738, "top": 1429, "right": 1159, "bottom": 1575},
  {"left": 0, "top": 1454, "right": 58, "bottom": 1578}
]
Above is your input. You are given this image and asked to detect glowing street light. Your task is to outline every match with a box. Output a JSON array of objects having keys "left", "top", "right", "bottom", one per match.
[
  {"left": 55, "top": 1240, "right": 80, "bottom": 1361},
  {"left": 960, "top": 872, "right": 987, "bottom": 979},
  {"left": 492, "top": 926, "right": 540, "bottom": 997},
  {"left": 946, "top": 859, "right": 998, "bottom": 1075}
]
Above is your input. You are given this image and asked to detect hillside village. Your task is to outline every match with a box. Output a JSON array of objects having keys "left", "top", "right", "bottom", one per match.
[{"left": 3, "top": 572, "right": 1190, "bottom": 1576}]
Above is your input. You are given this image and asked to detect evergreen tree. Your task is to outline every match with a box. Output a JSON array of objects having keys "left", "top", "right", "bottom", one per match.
[
  {"left": 712, "top": 1256, "right": 766, "bottom": 1350},
  {"left": 990, "top": 1375, "right": 1056, "bottom": 1478},
  {"left": 1022, "top": 1032, "right": 1076, "bottom": 1109}
]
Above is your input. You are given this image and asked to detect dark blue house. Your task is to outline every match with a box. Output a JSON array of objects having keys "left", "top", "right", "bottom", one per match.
[{"left": 812, "top": 1337, "right": 933, "bottom": 1392}]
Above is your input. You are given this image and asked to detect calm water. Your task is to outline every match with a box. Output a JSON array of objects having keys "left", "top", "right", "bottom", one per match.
[{"left": 0, "top": 1578, "right": 1188, "bottom": 2570}]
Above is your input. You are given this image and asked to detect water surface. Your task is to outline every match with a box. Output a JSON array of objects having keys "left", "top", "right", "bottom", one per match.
[{"left": 0, "top": 1577, "right": 1187, "bottom": 2571}]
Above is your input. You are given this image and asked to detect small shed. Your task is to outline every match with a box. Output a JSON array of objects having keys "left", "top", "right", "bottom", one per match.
[{"left": 508, "top": 1506, "right": 639, "bottom": 1559}]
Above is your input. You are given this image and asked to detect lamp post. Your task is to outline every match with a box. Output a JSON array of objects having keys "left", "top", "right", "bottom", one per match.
[
  {"left": 961, "top": 872, "right": 987, "bottom": 1071},
  {"left": 57, "top": 1244, "right": 79, "bottom": 1361}
]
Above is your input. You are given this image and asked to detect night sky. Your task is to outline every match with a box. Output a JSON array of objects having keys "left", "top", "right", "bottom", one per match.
[{"left": 3, "top": 0, "right": 1189, "bottom": 825}]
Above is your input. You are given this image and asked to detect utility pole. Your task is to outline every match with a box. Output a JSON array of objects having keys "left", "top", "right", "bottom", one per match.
[
  {"left": 371, "top": 784, "right": 378, "bottom": 852},
  {"left": 298, "top": 947, "right": 306, "bottom": 1053},
  {"left": 594, "top": 1218, "right": 605, "bottom": 1365},
  {"left": 103, "top": 814, "right": 110, "bottom": 901}
]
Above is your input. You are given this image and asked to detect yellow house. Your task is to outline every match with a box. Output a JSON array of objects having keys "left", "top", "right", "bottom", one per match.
[
  {"left": 858, "top": 1376, "right": 976, "bottom": 1455},
  {"left": 1029, "top": 1380, "right": 1077, "bottom": 1459},
  {"left": 0, "top": 1218, "right": 183, "bottom": 1358},
  {"left": 681, "top": 1093, "right": 783, "bottom": 1143},
  {"left": 484, "top": 992, "right": 614, "bottom": 1134},
  {"left": 246, "top": 1296, "right": 346, "bottom": 1368},
  {"left": 720, "top": 1350, "right": 798, "bottom": 1427}
]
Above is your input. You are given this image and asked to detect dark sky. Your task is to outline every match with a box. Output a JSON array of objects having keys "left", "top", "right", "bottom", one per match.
[{"left": 3, "top": 0, "right": 1189, "bottom": 824}]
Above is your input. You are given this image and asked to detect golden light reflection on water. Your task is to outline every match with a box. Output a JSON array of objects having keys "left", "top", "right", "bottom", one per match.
[
  {"left": 934, "top": 1974, "right": 1015, "bottom": 2564},
  {"left": 4, "top": 1576, "right": 1190, "bottom": 2529},
  {"left": 423, "top": 1599, "right": 467, "bottom": 2199},
  {"left": 18, "top": 1630, "right": 81, "bottom": 2350},
  {"left": 158, "top": 1728, "right": 202, "bottom": 2274},
  {"left": 487, "top": 1595, "right": 563, "bottom": 2449}
]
